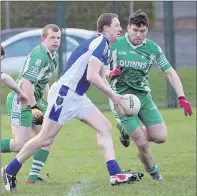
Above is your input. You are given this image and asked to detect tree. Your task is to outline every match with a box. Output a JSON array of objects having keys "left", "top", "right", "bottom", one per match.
[{"left": 1, "top": 1, "right": 156, "bottom": 30}]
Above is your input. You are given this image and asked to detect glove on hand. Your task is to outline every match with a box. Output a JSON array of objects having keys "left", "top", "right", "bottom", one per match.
[
  {"left": 178, "top": 96, "right": 193, "bottom": 116},
  {"left": 109, "top": 68, "right": 121, "bottom": 79}
]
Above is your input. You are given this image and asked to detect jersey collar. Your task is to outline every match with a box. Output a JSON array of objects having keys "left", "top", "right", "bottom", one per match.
[
  {"left": 124, "top": 33, "right": 146, "bottom": 49},
  {"left": 41, "top": 43, "right": 57, "bottom": 59},
  {"left": 98, "top": 33, "right": 109, "bottom": 45}
]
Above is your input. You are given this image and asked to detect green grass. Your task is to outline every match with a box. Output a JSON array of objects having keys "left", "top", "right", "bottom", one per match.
[
  {"left": 1, "top": 108, "right": 196, "bottom": 196},
  {"left": 1, "top": 67, "right": 195, "bottom": 112},
  {"left": 86, "top": 67, "right": 196, "bottom": 109}
]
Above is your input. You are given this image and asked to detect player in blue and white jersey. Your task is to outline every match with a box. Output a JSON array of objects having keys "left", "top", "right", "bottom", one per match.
[{"left": 2, "top": 13, "right": 144, "bottom": 192}]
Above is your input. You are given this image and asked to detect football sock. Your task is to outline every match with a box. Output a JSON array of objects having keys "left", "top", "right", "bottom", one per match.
[
  {"left": 1, "top": 138, "right": 11, "bottom": 153},
  {"left": 6, "top": 158, "right": 22, "bottom": 176},
  {"left": 146, "top": 163, "right": 159, "bottom": 176},
  {"left": 27, "top": 149, "right": 49, "bottom": 181},
  {"left": 106, "top": 160, "right": 122, "bottom": 176}
]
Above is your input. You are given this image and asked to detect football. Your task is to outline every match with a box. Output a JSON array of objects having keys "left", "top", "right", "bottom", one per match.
[{"left": 121, "top": 94, "right": 141, "bottom": 116}]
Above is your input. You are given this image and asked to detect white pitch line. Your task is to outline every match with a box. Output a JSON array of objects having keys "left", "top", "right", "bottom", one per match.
[{"left": 67, "top": 179, "right": 92, "bottom": 196}]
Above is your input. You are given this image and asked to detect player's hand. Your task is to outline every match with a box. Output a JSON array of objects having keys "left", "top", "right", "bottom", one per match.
[
  {"left": 31, "top": 105, "right": 44, "bottom": 125},
  {"left": 178, "top": 96, "right": 193, "bottom": 116},
  {"left": 110, "top": 93, "right": 126, "bottom": 115},
  {"left": 16, "top": 92, "right": 29, "bottom": 108},
  {"left": 109, "top": 68, "right": 121, "bottom": 79}
]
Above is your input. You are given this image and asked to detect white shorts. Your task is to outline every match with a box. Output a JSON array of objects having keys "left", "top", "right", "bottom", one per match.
[{"left": 45, "top": 82, "right": 96, "bottom": 125}]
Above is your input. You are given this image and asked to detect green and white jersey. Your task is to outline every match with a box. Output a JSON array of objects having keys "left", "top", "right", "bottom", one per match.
[
  {"left": 108, "top": 33, "right": 171, "bottom": 94},
  {"left": 16, "top": 43, "right": 59, "bottom": 100}
]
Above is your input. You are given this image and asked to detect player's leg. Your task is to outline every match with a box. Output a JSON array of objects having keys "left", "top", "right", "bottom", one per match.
[
  {"left": 146, "top": 123, "right": 167, "bottom": 143},
  {"left": 11, "top": 85, "right": 73, "bottom": 164},
  {"left": 1, "top": 125, "right": 31, "bottom": 153},
  {"left": 2, "top": 84, "right": 65, "bottom": 191},
  {"left": 117, "top": 120, "right": 130, "bottom": 147},
  {"left": 118, "top": 113, "right": 156, "bottom": 171},
  {"left": 138, "top": 92, "right": 166, "bottom": 181},
  {"left": 25, "top": 124, "right": 53, "bottom": 183},
  {"left": 78, "top": 95, "right": 144, "bottom": 185},
  {"left": 2, "top": 115, "right": 63, "bottom": 191},
  {"left": 113, "top": 89, "right": 166, "bottom": 147},
  {"left": 26, "top": 100, "right": 54, "bottom": 184},
  {"left": 109, "top": 99, "right": 130, "bottom": 147},
  {"left": 117, "top": 122, "right": 166, "bottom": 145},
  {"left": 1, "top": 93, "right": 32, "bottom": 153},
  {"left": 81, "top": 107, "right": 115, "bottom": 161},
  {"left": 129, "top": 126, "right": 155, "bottom": 172},
  {"left": 114, "top": 89, "right": 162, "bottom": 182}
]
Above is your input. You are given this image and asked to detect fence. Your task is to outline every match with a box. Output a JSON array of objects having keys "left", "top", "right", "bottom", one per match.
[{"left": 1, "top": 1, "right": 196, "bottom": 111}]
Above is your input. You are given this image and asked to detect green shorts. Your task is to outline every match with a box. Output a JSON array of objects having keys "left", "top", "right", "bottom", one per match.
[
  {"left": 110, "top": 88, "right": 164, "bottom": 134},
  {"left": 6, "top": 91, "right": 46, "bottom": 127}
]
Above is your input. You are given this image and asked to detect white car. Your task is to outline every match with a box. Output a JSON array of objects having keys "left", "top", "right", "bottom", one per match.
[
  {"left": 64, "top": 28, "right": 97, "bottom": 43},
  {"left": 1, "top": 29, "right": 80, "bottom": 74}
]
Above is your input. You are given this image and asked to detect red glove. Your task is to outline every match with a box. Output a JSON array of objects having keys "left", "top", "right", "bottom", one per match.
[
  {"left": 109, "top": 68, "right": 121, "bottom": 79},
  {"left": 178, "top": 96, "right": 193, "bottom": 116}
]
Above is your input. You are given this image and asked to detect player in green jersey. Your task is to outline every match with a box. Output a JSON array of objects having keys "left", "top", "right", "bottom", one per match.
[
  {"left": 106, "top": 10, "right": 192, "bottom": 181},
  {"left": 1, "top": 24, "right": 61, "bottom": 183}
]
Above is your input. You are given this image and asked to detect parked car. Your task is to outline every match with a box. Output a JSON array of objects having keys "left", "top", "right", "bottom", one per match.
[
  {"left": 64, "top": 28, "right": 97, "bottom": 43},
  {"left": 1, "top": 29, "right": 79, "bottom": 74},
  {"left": 1, "top": 28, "right": 97, "bottom": 43},
  {"left": 1, "top": 28, "right": 35, "bottom": 42}
]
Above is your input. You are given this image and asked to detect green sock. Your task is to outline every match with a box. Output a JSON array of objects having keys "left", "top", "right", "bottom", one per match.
[
  {"left": 146, "top": 163, "right": 159, "bottom": 176},
  {"left": 1, "top": 138, "right": 11, "bottom": 153},
  {"left": 27, "top": 148, "right": 49, "bottom": 181}
]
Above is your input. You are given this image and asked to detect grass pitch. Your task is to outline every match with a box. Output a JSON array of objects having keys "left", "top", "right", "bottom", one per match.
[
  {"left": 1, "top": 67, "right": 196, "bottom": 112},
  {"left": 1, "top": 108, "right": 196, "bottom": 196}
]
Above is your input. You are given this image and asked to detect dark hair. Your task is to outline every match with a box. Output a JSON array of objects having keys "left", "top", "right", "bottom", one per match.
[
  {"left": 1, "top": 45, "right": 5, "bottom": 57},
  {"left": 129, "top": 9, "right": 149, "bottom": 27},
  {"left": 97, "top": 13, "right": 118, "bottom": 33},
  {"left": 42, "top": 24, "right": 60, "bottom": 37}
]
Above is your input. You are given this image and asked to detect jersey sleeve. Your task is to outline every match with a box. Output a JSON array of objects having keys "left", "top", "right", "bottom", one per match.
[
  {"left": 22, "top": 51, "right": 46, "bottom": 83},
  {"left": 155, "top": 44, "right": 171, "bottom": 71},
  {"left": 89, "top": 36, "right": 109, "bottom": 67}
]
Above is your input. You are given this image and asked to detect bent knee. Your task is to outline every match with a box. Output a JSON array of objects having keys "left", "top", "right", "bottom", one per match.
[
  {"left": 151, "top": 131, "right": 168, "bottom": 144},
  {"left": 38, "top": 135, "right": 54, "bottom": 147},
  {"left": 153, "top": 135, "right": 167, "bottom": 144},
  {"left": 148, "top": 124, "right": 168, "bottom": 144}
]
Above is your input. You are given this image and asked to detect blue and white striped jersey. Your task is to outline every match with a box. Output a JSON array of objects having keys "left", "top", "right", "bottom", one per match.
[{"left": 58, "top": 34, "right": 109, "bottom": 95}]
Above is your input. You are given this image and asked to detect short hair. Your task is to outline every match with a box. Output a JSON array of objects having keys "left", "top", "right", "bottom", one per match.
[
  {"left": 42, "top": 24, "right": 60, "bottom": 37},
  {"left": 129, "top": 9, "right": 149, "bottom": 27},
  {"left": 1, "top": 45, "right": 5, "bottom": 57},
  {"left": 97, "top": 13, "right": 118, "bottom": 33}
]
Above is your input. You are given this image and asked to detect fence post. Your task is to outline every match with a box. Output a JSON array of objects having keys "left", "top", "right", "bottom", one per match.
[
  {"left": 4, "top": 1, "right": 10, "bottom": 29},
  {"left": 164, "top": 1, "right": 177, "bottom": 108},
  {"left": 112, "top": 1, "right": 116, "bottom": 12},
  {"left": 56, "top": 1, "right": 66, "bottom": 79}
]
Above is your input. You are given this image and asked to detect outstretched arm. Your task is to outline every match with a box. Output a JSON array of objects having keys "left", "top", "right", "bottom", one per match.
[
  {"left": 164, "top": 67, "right": 193, "bottom": 116},
  {"left": 1, "top": 73, "right": 28, "bottom": 107},
  {"left": 164, "top": 67, "right": 185, "bottom": 98},
  {"left": 1, "top": 73, "right": 23, "bottom": 94},
  {"left": 155, "top": 43, "right": 192, "bottom": 116}
]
